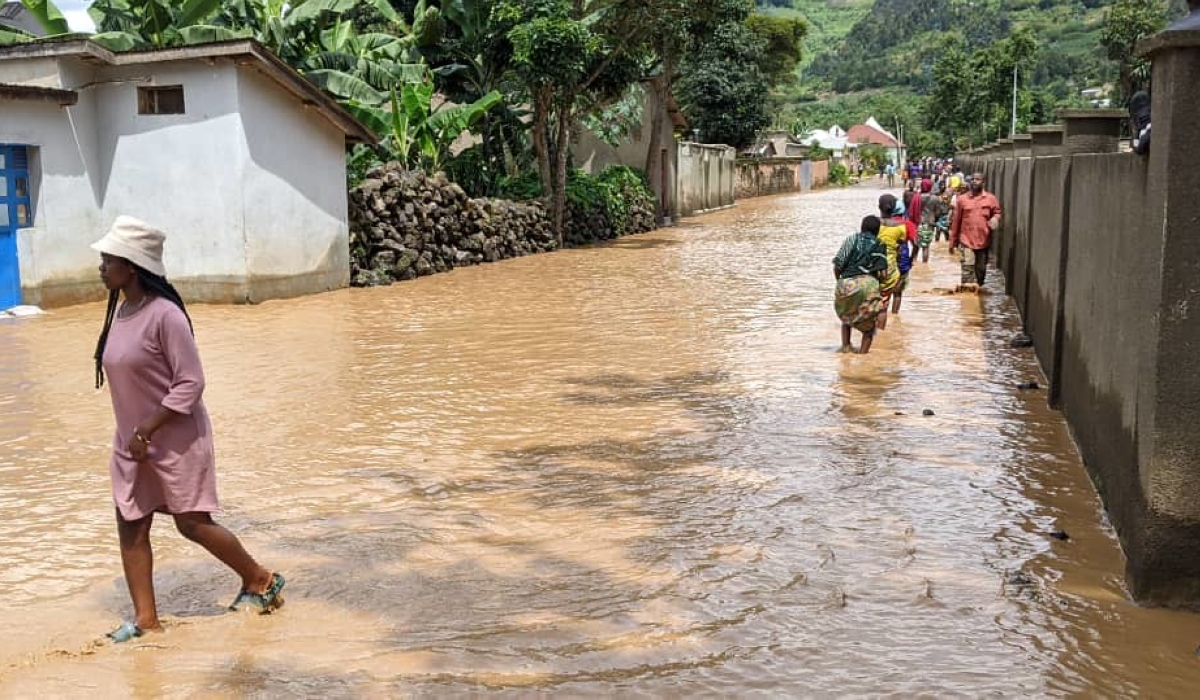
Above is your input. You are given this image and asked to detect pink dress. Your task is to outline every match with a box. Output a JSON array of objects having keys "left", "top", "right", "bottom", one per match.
[{"left": 102, "top": 297, "right": 219, "bottom": 520}]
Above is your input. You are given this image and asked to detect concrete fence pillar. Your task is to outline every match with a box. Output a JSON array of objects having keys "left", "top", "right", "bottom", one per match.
[
  {"left": 1058, "top": 109, "right": 1126, "bottom": 155},
  {"left": 1128, "top": 9, "right": 1200, "bottom": 604},
  {"left": 1013, "top": 134, "right": 1032, "bottom": 158},
  {"left": 996, "top": 138, "right": 1013, "bottom": 160},
  {"left": 1028, "top": 125, "right": 1064, "bottom": 157}
]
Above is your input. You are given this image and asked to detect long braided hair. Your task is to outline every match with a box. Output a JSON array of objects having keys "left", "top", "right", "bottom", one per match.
[{"left": 94, "top": 263, "right": 193, "bottom": 389}]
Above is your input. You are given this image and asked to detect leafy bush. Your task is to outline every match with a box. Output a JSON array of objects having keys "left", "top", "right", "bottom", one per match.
[
  {"left": 496, "top": 171, "right": 544, "bottom": 201},
  {"left": 829, "top": 163, "right": 851, "bottom": 186},
  {"left": 565, "top": 166, "right": 656, "bottom": 238},
  {"left": 597, "top": 166, "right": 655, "bottom": 236}
]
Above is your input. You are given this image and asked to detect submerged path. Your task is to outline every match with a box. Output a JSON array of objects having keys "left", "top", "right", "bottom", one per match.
[{"left": 2, "top": 186, "right": 1199, "bottom": 696}]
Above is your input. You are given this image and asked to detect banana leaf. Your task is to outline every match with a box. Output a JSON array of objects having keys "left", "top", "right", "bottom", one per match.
[
  {"left": 89, "top": 31, "right": 147, "bottom": 51},
  {"left": 342, "top": 101, "right": 390, "bottom": 135},
  {"left": 0, "top": 28, "right": 33, "bottom": 45},
  {"left": 306, "top": 51, "right": 358, "bottom": 73},
  {"left": 177, "top": 25, "right": 254, "bottom": 44},
  {"left": 361, "top": 0, "right": 402, "bottom": 25},
  {"left": 20, "top": 0, "right": 70, "bottom": 35},
  {"left": 176, "top": 0, "right": 224, "bottom": 27},
  {"left": 305, "top": 69, "right": 387, "bottom": 104},
  {"left": 319, "top": 19, "right": 355, "bottom": 53},
  {"left": 286, "top": 0, "right": 358, "bottom": 25}
]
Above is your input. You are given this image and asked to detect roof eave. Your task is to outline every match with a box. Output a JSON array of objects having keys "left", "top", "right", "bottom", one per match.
[
  {"left": 0, "top": 38, "right": 377, "bottom": 144},
  {"left": 0, "top": 82, "right": 77, "bottom": 105}
]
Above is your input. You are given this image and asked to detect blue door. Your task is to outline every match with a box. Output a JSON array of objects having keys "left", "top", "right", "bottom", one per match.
[{"left": 0, "top": 145, "right": 31, "bottom": 309}]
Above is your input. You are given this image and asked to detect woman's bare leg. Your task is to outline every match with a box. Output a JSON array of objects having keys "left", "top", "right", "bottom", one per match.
[
  {"left": 859, "top": 331, "right": 875, "bottom": 354},
  {"left": 173, "top": 513, "right": 272, "bottom": 593},
  {"left": 117, "top": 511, "right": 162, "bottom": 631},
  {"left": 840, "top": 324, "right": 853, "bottom": 352}
]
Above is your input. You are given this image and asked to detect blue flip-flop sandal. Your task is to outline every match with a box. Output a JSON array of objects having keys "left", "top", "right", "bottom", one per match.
[
  {"left": 228, "top": 572, "right": 286, "bottom": 614},
  {"left": 106, "top": 621, "right": 143, "bottom": 643}
]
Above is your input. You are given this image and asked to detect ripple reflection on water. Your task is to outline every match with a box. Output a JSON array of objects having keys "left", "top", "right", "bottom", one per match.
[{"left": 2, "top": 187, "right": 1199, "bottom": 697}]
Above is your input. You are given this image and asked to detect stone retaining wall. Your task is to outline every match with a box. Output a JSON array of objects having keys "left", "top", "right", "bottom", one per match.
[{"left": 348, "top": 165, "right": 656, "bottom": 287}]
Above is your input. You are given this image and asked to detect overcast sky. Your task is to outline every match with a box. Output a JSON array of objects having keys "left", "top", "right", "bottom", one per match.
[{"left": 59, "top": 0, "right": 95, "bottom": 32}]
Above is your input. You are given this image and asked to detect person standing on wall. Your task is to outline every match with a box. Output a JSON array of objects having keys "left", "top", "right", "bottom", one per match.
[
  {"left": 949, "top": 173, "right": 1002, "bottom": 291},
  {"left": 92, "top": 216, "right": 285, "bottom": 643}
]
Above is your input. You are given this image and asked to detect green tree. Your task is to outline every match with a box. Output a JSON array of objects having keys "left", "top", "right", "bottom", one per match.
[
  {"left": 493, "top": 0, "right": 648, "bottom": 244},
  {"left": 677, "top": 15, "right": 770, "bottom": 149},
  {"left": 1101, "top": 0, "right": 1169, "bottom": 101},
  {"left": 745, "top": 13, "right": 807, "bottom": 87}
]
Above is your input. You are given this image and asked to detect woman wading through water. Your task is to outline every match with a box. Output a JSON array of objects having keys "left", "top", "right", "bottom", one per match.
[
  {"left": 832, "top": 216, "right": 890, "bottom": 353},
  {"left": 92, "top": 216, "right": 284, "bottom": 643}
]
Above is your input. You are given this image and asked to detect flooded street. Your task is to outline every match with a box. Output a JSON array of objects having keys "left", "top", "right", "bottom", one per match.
[{"left": 2, "top": 185, "right": 1199, "bottom": 697}]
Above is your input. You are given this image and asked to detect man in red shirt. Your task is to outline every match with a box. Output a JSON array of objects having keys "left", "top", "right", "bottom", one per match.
[{"left": 949, "top": 172, "right": 1002, "bottom": 290}]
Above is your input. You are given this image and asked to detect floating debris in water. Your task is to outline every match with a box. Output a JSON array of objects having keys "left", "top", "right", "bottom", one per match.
[
  {"left": 922, "top": 409, "right": 935, "bottom": 416},
  {"left": 1009, "top": 334, "right": 1034, "bottom": 348},
  {"left": 1048, "top": 530, "right": 1070, "bottom": 541},
  {"left": 1, "top": 305, "right": 44, "bottom": 318},
  {"left": 1017, "top": 381, "right": 1040, "bottom": 391}
]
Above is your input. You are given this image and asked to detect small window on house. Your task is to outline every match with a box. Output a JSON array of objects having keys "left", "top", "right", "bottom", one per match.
[{"left": 137, "top": 86, "right": 185, "bottom": 115}]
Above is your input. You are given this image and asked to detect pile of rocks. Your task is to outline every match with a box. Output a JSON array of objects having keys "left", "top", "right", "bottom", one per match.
[
  {"left": 562, "top": 198, "right": 657, "bottom": 246},
  {"left": 349, "top": 165, "right": 557, "bottom": 287},
  {"left": 348, "top": 163, "right": 660, "bottom": 287}
]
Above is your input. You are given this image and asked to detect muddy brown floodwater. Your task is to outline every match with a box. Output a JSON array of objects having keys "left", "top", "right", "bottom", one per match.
[{"left": 2, "top": 185, "right": 1199, "bottom": 697}]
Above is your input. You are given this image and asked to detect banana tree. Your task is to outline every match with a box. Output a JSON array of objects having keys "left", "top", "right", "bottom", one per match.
[
  {"left": 215, "top": 0, "right": 427, "bottom": 107},
  {"left": 348, "top": 72, "right": 502, "bottom": 172},
  {"left": 87, "top": 0, "right": 251, "bottom": 51},
  {"left": 429, "top": 0, "right": 531, "bottom": 192},
  {"left": 302, "top": 17, "right": 427, "bottom": 106}
]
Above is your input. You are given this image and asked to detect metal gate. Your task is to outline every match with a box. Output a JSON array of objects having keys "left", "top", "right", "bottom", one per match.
[{"left": 0, "top": 145, "right": 30, "bottom": 309}]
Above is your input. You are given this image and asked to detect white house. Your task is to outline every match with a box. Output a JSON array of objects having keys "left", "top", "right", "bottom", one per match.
[
  {"left": 801, "top": 124, "right": 850, "bottom": 159},
  {"left": 0, "top": 39, "right": 375, "bottom": 309}
]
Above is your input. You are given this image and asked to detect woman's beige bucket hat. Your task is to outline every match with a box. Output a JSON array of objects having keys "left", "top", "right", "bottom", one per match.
[{"left": 90, "top": 215, "right": 167, "bottom": 277}]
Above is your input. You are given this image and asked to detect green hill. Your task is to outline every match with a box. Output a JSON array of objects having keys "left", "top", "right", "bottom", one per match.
[
  {"left": 756, "top": 0, "right": 875, "bottom": 71},
  {"left": 803, "top": 0, "right": 1116, "bottom": 95}
]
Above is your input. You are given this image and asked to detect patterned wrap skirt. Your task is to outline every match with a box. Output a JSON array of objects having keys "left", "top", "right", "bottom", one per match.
[
  {"left": 917, "top": 223, "right": 935, "bottom": 248},
  {"left": 835, "top": 275, "right": 885, "bottom": 334}
]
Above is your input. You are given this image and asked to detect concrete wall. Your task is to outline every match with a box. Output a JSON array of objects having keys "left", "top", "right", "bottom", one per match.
[
  {"left": 1, "top": 53, "right": 353, "bottom": 307},
  {"left": 677, "top": 142, "right": 735, "bottom": 216},
  {"left": 735, "top": 157, "right": 830, "bottom": 198},
  {"left": 953, "top": 19, "right": 1200, "bottom": 603},
  {"left": 237, "top": 66, "right": 350, "bottom": 302},
  {"left": 1025, "top": 155, "right": 1067, "bottom": 395},
  {"left": 575, "top": 85, "right": 681, "bottom": 221}
]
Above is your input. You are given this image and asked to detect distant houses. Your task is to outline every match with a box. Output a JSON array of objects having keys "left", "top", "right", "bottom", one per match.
[{"left": 795, "top": 117, "right": 907, "bottom": 168}]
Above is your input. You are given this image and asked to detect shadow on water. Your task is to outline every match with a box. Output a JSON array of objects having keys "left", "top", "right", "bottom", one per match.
[{"left": 6, "top": 187, "right": 1200, "bottom": 696}]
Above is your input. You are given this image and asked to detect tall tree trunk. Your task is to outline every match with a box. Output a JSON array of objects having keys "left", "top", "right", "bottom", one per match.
[
  {"left": 533, "top": 87, "right": 553, "bottom": 201},
  {"left": 644, "top": 71, "right": 672, "bottom": 226},
  {"left": 553, "top": 104, "right": 572, "bottom": 248}
]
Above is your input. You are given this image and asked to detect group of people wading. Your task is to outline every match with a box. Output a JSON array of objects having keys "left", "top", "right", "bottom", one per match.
[{"left": 832, "top": 167, "right": 1002, "bottom": 354}]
